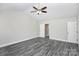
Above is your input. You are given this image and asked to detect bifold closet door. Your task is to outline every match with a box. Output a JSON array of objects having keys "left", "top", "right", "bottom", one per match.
[{"left": 67, "top": 22, "right": 77, "bottom": 43}]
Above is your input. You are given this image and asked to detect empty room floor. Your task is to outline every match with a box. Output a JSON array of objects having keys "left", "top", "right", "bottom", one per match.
[{"left": 0, "top": 37, "right": 79, "bottom": 56}]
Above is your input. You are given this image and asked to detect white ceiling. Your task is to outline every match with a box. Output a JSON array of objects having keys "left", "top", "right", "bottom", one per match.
[
  {"left": 0, "top": 3, "right": 34, "bottom": 11},
  {"left": 0, "top": 3, "right": 79, "bottom": 20}
]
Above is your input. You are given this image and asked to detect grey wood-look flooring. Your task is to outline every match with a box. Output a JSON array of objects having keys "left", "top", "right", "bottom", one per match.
[{"left": 0, "top": 37, "right": 79, "bottom": 56}]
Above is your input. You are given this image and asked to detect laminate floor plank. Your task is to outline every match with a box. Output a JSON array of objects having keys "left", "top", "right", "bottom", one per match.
[{"left": 0, "top": 37, "right": 78, "bottom": 56}]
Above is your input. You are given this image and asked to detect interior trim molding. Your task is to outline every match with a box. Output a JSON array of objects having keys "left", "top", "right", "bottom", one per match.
[
  {"left": 0, "top": 35, "right": 39, "bottom": 48},
  {"left": 50, "top": 37, "right": 78, "bottom": 44}
]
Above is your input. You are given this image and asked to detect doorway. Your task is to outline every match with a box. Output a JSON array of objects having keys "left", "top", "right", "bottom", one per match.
[{"left": 45, "top": 24, "right": 49, "bottom": 38}]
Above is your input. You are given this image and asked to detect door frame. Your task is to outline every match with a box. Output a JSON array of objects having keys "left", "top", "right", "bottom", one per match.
[{"left": 40, "top": 23, "right": 50, "bottom": 38}]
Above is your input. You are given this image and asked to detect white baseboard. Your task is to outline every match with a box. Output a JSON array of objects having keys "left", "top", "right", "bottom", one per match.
[
  {"left": 0, "top": 36, "right": 78, "bottom": 48},
  {"left": 0, "top": 36, "right": 38, "bottom": 48},
  {"left": 50, "top": 37, "right": 78, "bottom": 44}
]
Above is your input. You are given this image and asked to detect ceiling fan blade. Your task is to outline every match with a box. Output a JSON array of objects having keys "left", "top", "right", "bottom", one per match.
[
  {"left": 42, "top": 11, "right": 47, "bottom": 13},
  {"left": 33, "top": 6, "right": 38, "bottom": 10},
  {"left": 41, "top": 7, "right": 47, "bottom": 10},
  {"left": 31, "top": 11, "right": 37, "bottom": 13}
]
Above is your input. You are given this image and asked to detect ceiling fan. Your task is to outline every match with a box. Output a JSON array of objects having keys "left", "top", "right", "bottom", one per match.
[{"left": 31, "top": 4, "right": 47, "bottom": 15}]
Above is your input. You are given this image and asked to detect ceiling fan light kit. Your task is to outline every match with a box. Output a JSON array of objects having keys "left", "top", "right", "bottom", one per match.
[{"left": 31, "top": 4, "right": 47, "bottom": 15}]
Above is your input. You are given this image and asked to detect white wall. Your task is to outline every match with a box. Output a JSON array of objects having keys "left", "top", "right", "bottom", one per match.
[
  {"left": 78, "top": 16, "right": 79, "bottom": 44},
  {"left": 0, "top": 11, "right": 78, "bottom": 47},
  {"left": 0, "top": 11, "right": 39, "bottom": 47},
  {"left": 40, "top": 17, "right": 77, "bottom": 43}
]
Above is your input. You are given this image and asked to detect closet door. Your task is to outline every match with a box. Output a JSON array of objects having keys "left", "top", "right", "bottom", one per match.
[
  {"left": 68, "top": 22, "right": 77, "bottom": 43},
  {"left": 40, "top": 24, "right": 45, "bottom": 37}
]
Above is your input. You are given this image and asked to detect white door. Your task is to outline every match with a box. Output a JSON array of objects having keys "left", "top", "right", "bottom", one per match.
[
  {"left": 40, "top": 24, "right": 45, "bottom": 37},
  {"left": 68, "top": 22, "right": 77, "bottom": 43}
]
